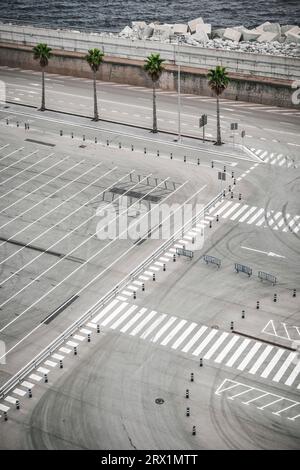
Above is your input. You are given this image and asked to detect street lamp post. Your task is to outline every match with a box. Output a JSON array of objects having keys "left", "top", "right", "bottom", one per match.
[{"left": 178, "top": 61, "right": 181, "bottom": 142}]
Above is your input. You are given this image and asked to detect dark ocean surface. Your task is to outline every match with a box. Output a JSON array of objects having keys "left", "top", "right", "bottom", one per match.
[{"left": 0, "top": 0, "right": 299, "bottom": 32}]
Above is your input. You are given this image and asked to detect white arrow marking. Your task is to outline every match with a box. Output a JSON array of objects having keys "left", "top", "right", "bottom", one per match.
[{"left": 241, "top": 246, "right": 285, "bottom": 258}]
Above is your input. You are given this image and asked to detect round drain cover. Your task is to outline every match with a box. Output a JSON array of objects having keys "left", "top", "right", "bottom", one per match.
[{"left": 155, "top": 398, "right": 165, "bottom": 405}]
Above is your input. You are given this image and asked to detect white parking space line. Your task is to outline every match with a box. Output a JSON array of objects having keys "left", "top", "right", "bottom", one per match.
[
  {"left": 285, "top": 361, "right": 300, "bottom": 386},
  {"left": 0, "top": 150, "right": 39, "bottom": 180}
]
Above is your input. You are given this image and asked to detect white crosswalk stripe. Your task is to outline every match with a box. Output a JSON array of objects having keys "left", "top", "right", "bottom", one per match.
[
  {"left": 207, "top": 200, "right": 299, "bottom": 234},
  {"left": 251, "top": 148, "right": 296, "bottom": 168}
]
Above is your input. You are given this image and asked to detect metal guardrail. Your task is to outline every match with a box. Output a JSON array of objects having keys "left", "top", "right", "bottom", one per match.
[
  {"left": 0, "top": 192, "right": 223, "bottom": 398},
  {"left": 234, "top": 263, "right": 252, "bottom": 277},
  {"left": 258, "top": 271, "right": 277, "bottom": 285},
  {"left": 203, "top": 254, "right": 221, "bottom": 268},
  {"left": 176, "top": 248, "right": 194, "bottom": 258}
]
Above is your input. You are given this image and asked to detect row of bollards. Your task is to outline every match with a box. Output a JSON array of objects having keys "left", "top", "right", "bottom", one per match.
[{"left": 185, "top": 361, "right": 203, "bottom": 435}]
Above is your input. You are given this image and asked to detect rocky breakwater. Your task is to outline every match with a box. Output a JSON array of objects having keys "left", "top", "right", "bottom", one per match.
[{"left": 116, "top": 18, "right": 300, "bottom": 57}]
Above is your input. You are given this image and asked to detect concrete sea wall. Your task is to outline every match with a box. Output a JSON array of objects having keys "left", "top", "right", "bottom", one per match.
[{"left": 0, "top": 24, "right": 299, "bottom": 108}]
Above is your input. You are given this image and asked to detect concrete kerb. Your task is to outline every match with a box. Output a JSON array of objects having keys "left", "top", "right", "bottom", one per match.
[
  {"left": 2, "top": 103, "right": 252, "bottom": 163},
  {"left": 0, "top": 191, "right": 223, "bottom": 398}
]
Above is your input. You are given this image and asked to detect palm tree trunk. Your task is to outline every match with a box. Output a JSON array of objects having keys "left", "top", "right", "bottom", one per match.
[
  {"left": 93, "top": 71, "right": 99, "bottom": 121},
  {"left": 216, "top": 94, "right": 221, "bottom": 145},
  {"left": 41, "top": 68, "right": 45, "bottom": 111},
  {"left": 152, "top": 81, "right": 157, "bottom": 133}
]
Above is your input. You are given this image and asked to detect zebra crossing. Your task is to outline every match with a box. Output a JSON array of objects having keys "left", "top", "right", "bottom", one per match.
[
  {"left": 82, "top": 298, "right": 300, "bottom": 390},
  {"left": 250, "top": 148, "right": 297, "bottom": 168},
  {"left": 1, "top": 299, "right": 299, "bottom": 419},
  {"left": 207, "top": 199, "right": 300, "bottom": 234}
]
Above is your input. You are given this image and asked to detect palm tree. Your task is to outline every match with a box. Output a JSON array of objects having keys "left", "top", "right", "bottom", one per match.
[
  {"left": 85, "top": 48, "right": 104, "bottom": 121},
  {"left": 207, "top": 66, "right": 230, "bottom": 145},
  {"left": 33, "top": 43, "right": 52, "bottom": 111},
  {"left": 144, "top": 53, "right": 165, "bottom": 133}
]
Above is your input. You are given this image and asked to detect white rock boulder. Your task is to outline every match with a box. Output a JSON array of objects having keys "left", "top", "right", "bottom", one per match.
[
  {"left": 223, "top": 28, "right": 242, "bottom": 42},
  {"left": 172, "top": 24, "right": 188, "bottom": 34},
  {"left": 257, "top": 31, "right": 281, "bottom": 43},
  {"left": 286, "top": 32, "right": 300, "bottom": 44},
  {"left": 263, "top": 23, "right": 281, "bottom": 34},
  {"left": 212, "top": 28, "right": 225, "bottom": 39},
  {"left": 241, "top": 28, "right": 261, "bottom": 41},
  {"left": 119, "top": 26, "right": 133, "bottom": 38},
  {"left": 191, "top": 30, "right": 209, "bottom": 44},
  {"left": 196, "top": 23, "right": 212, "bottom": 35},
  {"left": 188, "top": 17, "right": 204, "bottom": 33}
]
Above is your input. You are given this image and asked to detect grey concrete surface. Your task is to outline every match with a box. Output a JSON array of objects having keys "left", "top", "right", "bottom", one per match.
[{"left": 0, "top": 74, "right": 299, "bottom": 450}]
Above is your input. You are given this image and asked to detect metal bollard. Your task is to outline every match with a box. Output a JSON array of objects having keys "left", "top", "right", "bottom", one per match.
[
  {"left": 186, "top": 389, "right": 189, "bottom": 399},
  {"left": 163, "top": 263, "right": 166, "bottom": 272},
  {"left": 44, "top": 373, "right": 48, "bottom": 383},
  {"left": 199, "top": 358, "right": 203, "bottom": 367},
  {"left": 192, "top": 426, "right": 196, "bottom": 436},
  {"left": 144, "top": 147, "right": 146, "bottom": 154},
  {"left": 74, "top": 346, "right": 77, "bottom": 355},
  {"left": 97, "top": 324, "right": 100, "bottom": 333},
  {"left": 95, "top": 137, "right": 97, "bottom": 144},
  {"left": 216, "top": 215, "right": 219, "bottom": 222},
  {"left": 184, "top": 155, "right": 186, "bottom": 162},
  {"left": 133, "top": 291, "right": 136, "bottom": 299},
  {"left": 239, "top": 193, "right": 242, "bottom": 201},
  {"left": 233, "top": 178, "right": 236, "bottom": 185},
  {"left": 157, "top": 150, "right": 160, "bottom": 157},
  {"left": 173, "top": 254, "right": 176, "bottom": 262},
  {"left": 186, "top": 407, "right": 190, "bottom": 417},
  {"left": 190, "top": 373, "right": 194, "bottom": 382},
  {"left": 4, "top": 411, "right": 7, "bottom": 421},
  {"left": 293, "top": 289, "right": 296, "bottom": 297},
  {"left": 209, "top": 220, "right": 212, "bottom": 228},
  {"left": 152, "top": 273, "right": 156, "bottom": 281},
  {"left": 119, "top": 142, "right": 121, "bottom": 149},
  {"left": 230, "top": 321, "right": 234, "bottom": 330},
  {"left": 273, "top": 293, "right": 277, "bottom": 303},
  {"left": 6, "top": 118, "right": 9, "bottom": 125},
  {"left": 131, "top": 144, "right": 134, "bottom": 151},
  {"left": 71, "top": 132, "right": 74, "bottom": 138},
  {"left": 60, "top": 360, "right": 63, "bottom": 369},
  {"left": 16, "top": 400, "right": 20, "bottom": 410},
  {"left": 231, "top": 171, "right": 234, "bottom": 178},
  {"left": 231, "top": 191, "right": 234, "bottom": 199},
  {"left": 87, "top": 334, "right": 91, "bottom": 342},
  {"left": 224, "top": 166, "right": 226, "bottom": 173},
  {"left": 17, "top": 121, "right": 19, "bottom": 127},
  {"left": 223, "top": 190, "right": 226, "bottom": 197},
  {"left": 28, "top": 388, "right": 32, "bottom": 398},
  {"left": 60, "top": 130, "right": 63, "bottom": 136},
  {"left": 211, "top": 161, "right": 214, "bottom": 168},
  {"left": 142, "top": 283, "right": 145, "bottom": 292},
  {"left": 229, "top": 185, "right": 232, "bottom": 192},
  {"left": 192, "top": 237, "right": 195, "bottom": 244},
  {"left": 107, "top": 139, "right": 109, "bottom": 146},
  {"left": 197, "top": 158, "right": 200, "bottom": 165},
  {"left": 170, "top": 152, "right": 173, "bottom": 159},
  {"left": 256, "top": 301, "right": 260, "bottom": 310},
  {"left": 242, "top": 310, "right": 245, "bottom": 319}
]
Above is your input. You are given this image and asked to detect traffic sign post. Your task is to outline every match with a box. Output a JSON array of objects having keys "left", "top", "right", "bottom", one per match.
[
  {"left": 199, "top": 114, "right": 208, "bottom": 143},
  {"left": 218, "top": 171, "right": 226, "bottom": 195},
  {"left": 230, "top": 123, "right": 238, "bottom": 148}
]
